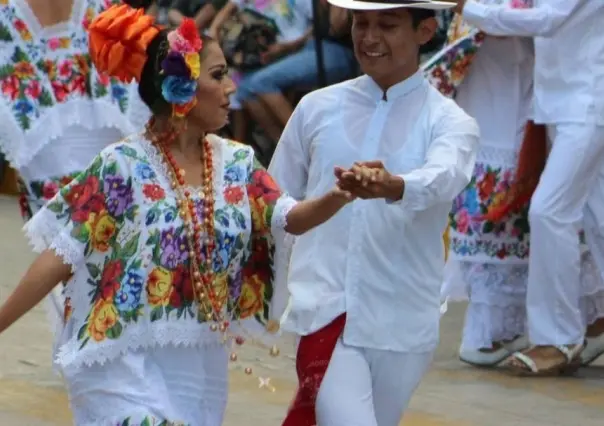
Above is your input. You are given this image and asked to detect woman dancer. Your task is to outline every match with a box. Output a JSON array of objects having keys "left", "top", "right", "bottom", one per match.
[
  {"left": 0, "top": 2, "right": 356, "bottom": 424},
  {"left": 0, "top": 0, "right": 149, "bottom": 324}
]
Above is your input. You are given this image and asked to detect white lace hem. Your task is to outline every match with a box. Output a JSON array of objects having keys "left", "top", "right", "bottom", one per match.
[
  {"left": 0, "top": 98, "right": 140, "bottom": 170},
  {"left": 22, "top": 206, "right": 82, "bottom": 272}
]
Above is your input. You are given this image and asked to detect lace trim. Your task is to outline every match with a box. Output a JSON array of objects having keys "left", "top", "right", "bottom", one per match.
[
  {"left": 476, "top": 143, "right": 519, "bottom": 167},
  {"left": 0, "top": 98, "right": 141, "bottom": 170},
  {"left": 272, "top": 195, "right": 297, "bottom": 231},
  {"left": 22, "top": 207, "right": 82, "bottom": 272},
  {"left": 55, "top": 321, "right": 226, "bottom": 371}
]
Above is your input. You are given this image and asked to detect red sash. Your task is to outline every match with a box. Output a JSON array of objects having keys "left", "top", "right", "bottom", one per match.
[{"left": 282, "top": 314, "right": 346, "bottom": 426}]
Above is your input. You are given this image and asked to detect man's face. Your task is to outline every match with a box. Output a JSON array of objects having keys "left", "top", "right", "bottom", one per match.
[{"left": 351, "top": 9, "right": 437, "bottom": 86}]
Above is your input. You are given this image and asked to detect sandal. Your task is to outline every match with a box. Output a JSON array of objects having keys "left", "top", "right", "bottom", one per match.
[
  {"left": 581, "top": 333, "right": 604, "bottom": 366},
  {"left": 460, "top": 335, "right": 529, "bottom": 367},
  {"left": 503, "top": 344, "right": 584, "bottom": 377}
]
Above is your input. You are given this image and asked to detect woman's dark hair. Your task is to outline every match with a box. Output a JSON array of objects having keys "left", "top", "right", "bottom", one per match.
[{"left": 121, "top": 0, "right": 213, "bottom": 115}]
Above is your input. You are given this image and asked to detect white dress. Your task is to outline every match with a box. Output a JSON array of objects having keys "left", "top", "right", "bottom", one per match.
[{"left": 24, "top": 133, "right": 294, "bottom": 425}]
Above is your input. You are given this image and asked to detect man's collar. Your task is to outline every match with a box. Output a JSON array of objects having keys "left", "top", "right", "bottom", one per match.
[{"left": 363, "top": 70, "right": 425, "bottom": 102}]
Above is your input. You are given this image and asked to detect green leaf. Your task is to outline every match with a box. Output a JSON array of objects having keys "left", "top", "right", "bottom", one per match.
[
  {"left": 150, "top": 306, "right": 164, "bottom": 322},
  {"left": 18, "top": 113, "right": 30, "bottom": 131},
  {"left": 119, "top": 145, "right": 138, "bottom": 158},
  {"left": 131, "top": 258, "right": 143, "bottom": 270},
  {"left": 482, "top": 221, "right": 494, "bottom": 233},
  {"left": 89, "top": 155, "right": 103, "bottom": 178},
  {"left": 46, "top": 200, "right": 64, "bottom": 214},
  {"left": 140, "top": 418, "right": 151, "bottom": 426},
  {"left": 234, "top": 149, "right": 249, "bottom": 161},
  {"left": 78, "top": 337, "right": 90, "bottom": 350},
  {"left": 11, "top": 47, "right": 29, "bottom": 63},
  {"left": 86, "top": 262, "right": 101, "bottom": 279},
  {"left": 120, "top": 418, "right": 131, "bottom": 426},
  {"left": 232, "top": 208, "right": 246, "bottom": 229},
  {"left": 93, "top": 81, "right": 108, "bottom": 98},
  {"left": 71, "top": 224, "right": 90, "bottom": 244},
  {"left": 106, "top": 321, "right": 123, "bottom": 339},
  {"left": 0, "top": 64, "right": 14, "bottom": 79},
  {"left": 0, "top": 24, "right": 12, "bottom": 42},
  {"left": 77, "top": 324, "right": 88, "bottom": 340},
  {"left": 121, "top": 233, "right": 140, "bottom": 259},
  {"left": 103, "top": 161, "right": 118, "bottom": 178},
  {"left": 37, "top": 89, "right": 54, "bottom": 107}
]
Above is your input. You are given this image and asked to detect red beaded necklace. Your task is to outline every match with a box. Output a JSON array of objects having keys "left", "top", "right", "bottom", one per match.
[{"left": 145, "top": 120, "right": 224, "bottom": 327}]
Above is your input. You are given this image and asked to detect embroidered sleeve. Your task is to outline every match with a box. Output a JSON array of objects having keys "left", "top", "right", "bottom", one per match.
[
  {"left": 247, "top": 157, "right": 297, "bottom": 234},
  {"left": 23, "top": 147, "right": 134, "bottom": 272}
]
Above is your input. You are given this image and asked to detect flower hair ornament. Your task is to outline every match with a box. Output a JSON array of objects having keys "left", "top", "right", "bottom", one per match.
[
  {"left": 88, "top": 4, "right": 202, "bottom": 118},
  {"left": 161, "top": 19, "right": 203, "bottom": 118}
]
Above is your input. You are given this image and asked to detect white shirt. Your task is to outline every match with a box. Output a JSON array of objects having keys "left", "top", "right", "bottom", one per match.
[
  {"left": 462, "top": 0, "right": 604, "bottom": 125},
  {"left": 269, "top": 72, "right": 480, "bottom": 352},
  {"left": 233, "top": 0, "right": 312, "bottom": 42}
]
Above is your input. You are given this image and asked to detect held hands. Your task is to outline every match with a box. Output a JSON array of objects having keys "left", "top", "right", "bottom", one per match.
[{"left": 334, "top": 161, "right": 404, "bottom": 201}]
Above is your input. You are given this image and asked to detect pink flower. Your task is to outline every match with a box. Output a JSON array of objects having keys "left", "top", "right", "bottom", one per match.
[
  {"left": 510, "top": 0, "right": 531, "bottom": 9},
  {"left": 456, "top": 209, "right": 470, "bottom": 234},
  {"left": 167, "top": 31, "right": 194, "bottom": 53},
  {"left": 42, "top": 181, "right": 59, "bottom": 200},
  {"left": 48, "top": 38, "right": 60, "bottom": 50}
]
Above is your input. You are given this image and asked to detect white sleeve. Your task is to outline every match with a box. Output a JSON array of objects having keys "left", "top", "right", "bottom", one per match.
[
  {"left": 268, "top": 97, "right": 310, "bottom": 200},
  {"left": 391, "top": 106, "right": 480, "bottom": 212},
  {"left": 463, "top": 0, "right": 586, "bottom": 37}
]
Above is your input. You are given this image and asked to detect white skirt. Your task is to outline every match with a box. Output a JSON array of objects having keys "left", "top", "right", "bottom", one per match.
[{"left": 63, "top": 344, "right": 229, "bottom": 426}]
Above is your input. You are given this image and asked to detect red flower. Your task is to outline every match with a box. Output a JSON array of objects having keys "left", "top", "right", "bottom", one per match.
[
  {"left": 178, "top": 18, "right": 202, "bottom": 51},
  {"left": 224, "top": 185, "right": 244, "bottom": 205},
  {"left": 143, "top": 184, "right": 165, "bottom": 201},
  {"left": 24, "top": 80, "right": 42, "bottom": 99},
  {"left": 71, "top": 193, "right": 105, "bottom": 223},
  {"left": 64, "top": 175, "right": 100, "bottom": 210},
  {"left": 70, "top": 75, "right": 87, "bottom": 95},
  {"left": 14, "top": 19, "right": 26, "bottom": 32},
  {"left": 52, "top": 80, "right": 68, "bottom": 102},
  {"left": 170, "top": 265, "right": 194, "bottom": 308},
  {"left": 478, "top": 171, "right": 497, "bottom": 201},
  {"left": 1, "top": 76, "right": 20, "bottom": 100},
  {"left": 99, "top": 260, "right": 123, "bottom": 301},
  {"left": 98, "top": 74, "right": 110, "bottom": 86},
  {"left": 59, "top": 60, "right": 73, "bottom": 78},
  {"left": 42, "top": 181, "right": 59, "bottom": 200},
  {"left": 496, "top": 247, "right": 507, "bottom": 259},
  {"left": 247, "top": 170, "right": 281, "bottom": 203}
]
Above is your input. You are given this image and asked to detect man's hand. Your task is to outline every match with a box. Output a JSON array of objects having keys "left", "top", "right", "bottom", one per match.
[{"left": 334, "top": 161, "right": 404, "bottom": 201}]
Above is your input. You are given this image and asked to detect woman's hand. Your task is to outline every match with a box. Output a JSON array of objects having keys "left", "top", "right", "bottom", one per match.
[{"left": 335, "top": 162, "right": 404, "bottom": 201}]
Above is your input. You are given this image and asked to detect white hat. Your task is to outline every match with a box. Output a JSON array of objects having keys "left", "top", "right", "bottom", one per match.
[{"left": 326, "top": 0, "right": 455, "bottom": 10}]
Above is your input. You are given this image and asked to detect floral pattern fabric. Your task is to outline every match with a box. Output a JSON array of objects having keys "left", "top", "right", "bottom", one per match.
[
  {"left": 449, "top": 161, "right": 530, "bottom": 262},
  {"left": 24, "top": 133, "right": 293, "bottom": 370},
  {"left": 0, "top": 0, "right": 140, "bottom": 170},
  {"left": 17, "top": 172, "right": 80, "bottom": 220}
]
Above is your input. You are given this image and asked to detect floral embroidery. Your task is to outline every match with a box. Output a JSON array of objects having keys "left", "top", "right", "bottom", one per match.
[
  {"left": 116, "top": 416, "right": 188, "bottom": 426},
  {"left": 31, "top": 135, "right": 286, "bottom": 360},
  {"left": 449, "top": 161, "right": 529, "bottom": 261},
  {"left": 17, "top": 172, "right": 80, "bottom": 220},
  {"left": 0, "top": 0, "right": 130, "bottom": 131}
]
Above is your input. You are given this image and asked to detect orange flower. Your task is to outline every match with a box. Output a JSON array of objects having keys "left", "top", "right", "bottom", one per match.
[
  {"left": 14, "top": 61, "right": 35, "bottom": 79},
  {"left": 224, "top": 185, "right": 244, "bottom": 205},
  {"left": 87, "top": 299, "right": 119, "bottom": 342},
  {"left": 147, "top": 266, "right": 173, "bottom": 307},
  {"left": 238, "top": 273, "right": 265, "bottom": 319},
  {"left": 88, "top": 4, "right": 160, "bottom": 82}
]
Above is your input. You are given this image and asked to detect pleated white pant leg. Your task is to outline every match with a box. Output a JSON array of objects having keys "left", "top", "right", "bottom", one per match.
[
  {"left": 315, "top": 338, "right": 433, "bottom": 426},
  {"left": 527, "top": 124, "right": 604, "bottom": 345}
]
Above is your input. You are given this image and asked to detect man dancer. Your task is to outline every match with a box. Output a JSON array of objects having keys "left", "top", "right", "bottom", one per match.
[
  {"left": 455, "top": 0, "right": 604, "bottom": 374},
  {"left": 269, "top": 1, "right": 479, "bottom": 424}
]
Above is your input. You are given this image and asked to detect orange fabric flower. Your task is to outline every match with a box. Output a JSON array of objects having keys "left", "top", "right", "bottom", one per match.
[{"left": 88, "top": 4, "right": 160, "bottom": 82}]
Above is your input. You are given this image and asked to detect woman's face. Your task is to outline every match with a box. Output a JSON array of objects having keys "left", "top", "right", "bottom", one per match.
[{"left": 188, "top": 42, "right": 235, "bottom": 132}]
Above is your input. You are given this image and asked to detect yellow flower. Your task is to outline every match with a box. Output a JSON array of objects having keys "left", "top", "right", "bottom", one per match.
[
  {"left": 85, "top": 210, "right": 117, "bottom": 252},
  {"left": 147, "top": 266, "right": 173, "bottom": 307},
  {"left": 87, "top": 299, "right": 119, "bottom": 342},
  {"left": 19, "top": 29, "right": 32, "bottom": 42},
  {"left": 14, "top": 61, "right": 35, "bottom": 79},
  {"left": 59, "top": 37, "right": 71, "bottom": 49},
  {"left": 185, "top": 53, "right": 200, "bottom": 79},
  {"left": 238, "top": 274, "right": 265, "bottom": 319},
  {"left": 250, "top": 198, "right": 267, "bottom": 231},
  {"left": 212, "top": 272, "right": 229, "bottom": 308}
]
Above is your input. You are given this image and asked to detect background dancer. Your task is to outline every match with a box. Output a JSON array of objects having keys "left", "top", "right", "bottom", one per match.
[
  {"left": 0, "top": 0, "right": 150, "bottom": 329},
  {"left": 455, "top": 0, "right": 604, "bottom": 374}
]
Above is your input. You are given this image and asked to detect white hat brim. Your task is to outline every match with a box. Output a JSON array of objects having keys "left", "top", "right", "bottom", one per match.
[{"left": 326, "top": 0, "right": 455, "bottom": 10}]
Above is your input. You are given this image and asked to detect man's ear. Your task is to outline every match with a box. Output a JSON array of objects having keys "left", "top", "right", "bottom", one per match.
[{"left": 416, "top": 16, "right": 438, "bottom": 47}]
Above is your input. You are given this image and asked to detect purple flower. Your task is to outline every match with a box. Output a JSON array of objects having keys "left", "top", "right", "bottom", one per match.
[
  {"left": 229, "top": 270, "right": 243, "bottom": 302},
  {"left": 104, "top": 175, "right": 134, "bottom": 217},
  {"left": 160, "top": 227, "right": 188, "bottom": 269},
  {"left": 161, "top": 52, "right": 190, "bottom": 78}
]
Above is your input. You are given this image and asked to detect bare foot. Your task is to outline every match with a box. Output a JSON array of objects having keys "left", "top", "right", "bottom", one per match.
[{"left": 505, "top": 345, "right": 581, "bottom": 373}]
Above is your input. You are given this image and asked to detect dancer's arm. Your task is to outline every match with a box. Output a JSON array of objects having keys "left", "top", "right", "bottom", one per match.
[
  {"left": 459, "top": 0, "right": 586, "bottom": 37},
  {"left": 0, "top": 251, "right": 70, "bottom": 334}
]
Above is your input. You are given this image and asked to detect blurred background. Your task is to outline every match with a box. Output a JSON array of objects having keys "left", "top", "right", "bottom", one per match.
[{"left": 0, "top": 0, "right": 452, "bottom": 193}]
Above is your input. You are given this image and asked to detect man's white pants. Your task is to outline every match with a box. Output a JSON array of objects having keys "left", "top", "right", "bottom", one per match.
[
  {"left": 315, "top": 338, "right": 433, "bottom": 426},
  {"left": 528, "top": 123, "right": 604, "bottom": 345}
]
